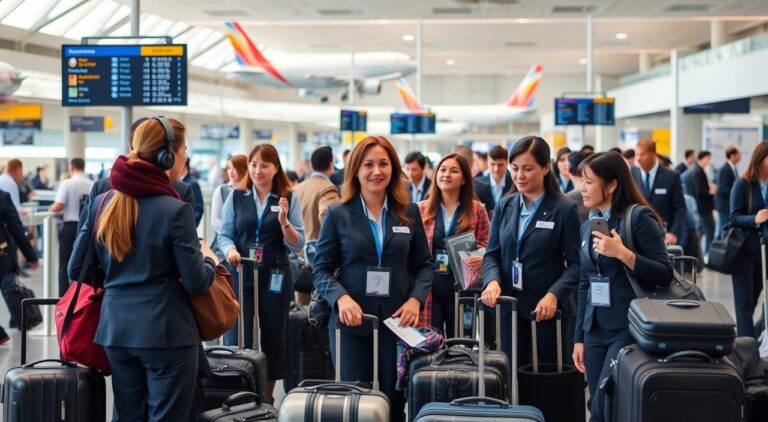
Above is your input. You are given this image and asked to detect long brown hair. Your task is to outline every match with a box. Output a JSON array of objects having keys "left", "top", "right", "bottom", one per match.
[
  {"left": 97, "top": 118, "right": 185, "bottom": 261},
  {"left": 244, "top": 143, "right": 291, "bottom": 197},
  {"left": 228, "top": 154, "right": 248, "bottom": 189},
  {"left": 742, "top": 142, "right": 768, "bottom": 182},
  {"left": 423, "top": 153, "right": 475, "bottom": 233},
  {"left": 341, "top": 136, "right": 411, "bottom": 224}
]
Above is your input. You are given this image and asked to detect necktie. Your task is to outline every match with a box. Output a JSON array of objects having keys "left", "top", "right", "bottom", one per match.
[{"left": 643, "top": 172, "right": 651, "bottom": 197}]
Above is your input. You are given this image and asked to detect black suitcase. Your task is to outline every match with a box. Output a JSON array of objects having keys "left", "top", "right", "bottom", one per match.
[
  {"left": 284, "top": 304, "right": 333, "bottom": 391},
  {"left": 203, "top": 261, "right": 268, "bottom": 411},
  {"left": 628, "top": 298, "right": 736, "bottom": 357},
  {"left": 600, "top": 344, "right": 745, "bottom": 422},
  {"left": 1, "top": 298, "right": 106, "bottom": 422},
  {"left": 198, "top": 391, "right": 277, "bottom": 421}
]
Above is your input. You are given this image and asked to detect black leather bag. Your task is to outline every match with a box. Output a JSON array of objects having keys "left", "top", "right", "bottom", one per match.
[
  {"left": 7, "top": 280, "right": 42, "bottom": 330},
  {"left": 708, "top": 224, "right": 748, "bottom": 274}
]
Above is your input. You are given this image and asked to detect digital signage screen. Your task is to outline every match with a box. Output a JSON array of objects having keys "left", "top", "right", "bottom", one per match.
[
  {"left": 62, "top": 45, "right": 187, "bottom": 106},
  {"left": 684, "top": 98, "right": 750, "bottom": 114},
  {"left": 3, "top": 131, "right": 34, "bottom": 146},
  {"left": 390, "top": 113, "right": 436, "bottom": 134},
  {"left": 201, "top": 123, "right": 240, "bottom": 139},
  {"left": 0, "top": 104, "right": 42, "bottom": 130},
  {"left": 340, "top": 109, "right": 367, "bottom": 132},
  {"left": 70, "top": 116, "right": 105, "bottom": 132},
  {"left": 555, "top": 97, "right": 615, "bottom": 126}
]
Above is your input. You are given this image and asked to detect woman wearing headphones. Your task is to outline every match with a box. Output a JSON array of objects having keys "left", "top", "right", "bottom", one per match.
[
  {"left": 217, "top": 143, "right": 305, "bottom": 404},
  {"left": 313, "top": 136, "right": 433, "bottom": 422},
  {"left": 69, "top": 118, "right": 218, "bottom": 421}
]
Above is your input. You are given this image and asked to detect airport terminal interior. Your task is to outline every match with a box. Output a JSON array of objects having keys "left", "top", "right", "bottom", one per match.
[{"left": 1, "top": 0, "right": 768, "bottom": 421}]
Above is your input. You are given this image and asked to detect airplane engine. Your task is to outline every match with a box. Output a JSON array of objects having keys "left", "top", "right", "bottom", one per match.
[
  {"left": 297, "top": 88, "right": 318, "bottom": 98},
  {"left": 358, "top": 79, "right": 381, "bottom": 96}
]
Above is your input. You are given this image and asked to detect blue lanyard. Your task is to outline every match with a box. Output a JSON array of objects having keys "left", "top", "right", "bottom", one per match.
[
  {"left": 516, "top": 200, "right": 539, "bottom": 259},
  {"left": 254, "top": 193, "right": 270, "bottom": 243},
  {"left": 368, "top": 209, "right": 386, "bottom": 266},
  {"left": 443, "top": 205, "right": 459, "bottom": 238}
]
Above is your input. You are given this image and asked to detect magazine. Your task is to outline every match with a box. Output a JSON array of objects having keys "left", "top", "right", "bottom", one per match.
[{"left": 444, "top": 231, "right": 486, "bottom": 291}]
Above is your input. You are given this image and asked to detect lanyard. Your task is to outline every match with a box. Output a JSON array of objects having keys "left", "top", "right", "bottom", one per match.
[
  {"left": 442, "top": 205, "right": 459, "bottom": 238},
  {"left": 516, "top": 200, "right": 540, "bottom": 258},
  {"left": 254, "top": 193, "right": 270, "bottom": 243},
  {"left": 368, "top": 209, "right": 386, "bottom": 267}
]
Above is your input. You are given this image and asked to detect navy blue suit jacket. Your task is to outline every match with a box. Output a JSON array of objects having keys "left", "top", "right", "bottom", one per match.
[
  {"left": 631, "top": 165, "right": 687, "bottom": 239},
  {"left": 729, "top": 178, "right": 765, "bottom": 254},
  {"left": 482, "top": 191, "right": 581, "bottom": 318},
  {"left": 407, "top": 177, "right": 431, "bottom": 202},
  {"left": 475, "top": 172, "right": 513, "bottom": 216},
  {"left": 0, "top": 190, "right": 38, "bottom": 273},
  {"left": 682, "top": 163, "right": 714, "bottom": 215},
  {"left": 69, "top": 193, "right": 216, "bottom": 348},
  {"left": 313, "top": 198, "right": 433, "bottom": 335},
  {"left": 182, "top": 174, "right": 205, "bottom": 226},
  {"left": 574, "top": 206, "right": 673, "bottom": 342},
  {"left": 716, "top": 163, "right": 738, "bottom": 215}
]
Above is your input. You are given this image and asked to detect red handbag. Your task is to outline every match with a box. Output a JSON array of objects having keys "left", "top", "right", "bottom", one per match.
[{"left": 55, "top": 193, "right": 110, "bottom": 372}]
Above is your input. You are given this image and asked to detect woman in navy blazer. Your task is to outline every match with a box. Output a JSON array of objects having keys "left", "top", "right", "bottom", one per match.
[
  {"left": 69, "top": 118, "right": 218, "bottom": 421},
  {"left": 481, "top": 136, "right": 581, "bottom": 368},
  {"left": 313, "top": 136, "right": 433, "bottom": 422},
  {"left": 571, "top": 152, "right": 673, "bottom": 420},
  {"left": 728, "top": 142, "right": 768, "bottom": 338}
]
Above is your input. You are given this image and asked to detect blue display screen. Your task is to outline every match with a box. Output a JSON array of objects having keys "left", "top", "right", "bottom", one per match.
[
  {"left": 340, "top": 109, "right": 367, "bottom": 132},
  {"left": 390, "top": 113, "right": 436, "bottom": 134},
  {"left": 555, "top": 97, "right": 615, "bottom": 126}
]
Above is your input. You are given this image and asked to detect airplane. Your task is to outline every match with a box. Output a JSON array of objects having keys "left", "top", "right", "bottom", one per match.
[
  {"left": 224, "top": 21, "right": 416, "bottom": 100},
  {"left": 0, "top": 61, "right": 23, "bottom": 103},
  {"left": 395, "top": 64, "right": 542, "bottom": 127}
]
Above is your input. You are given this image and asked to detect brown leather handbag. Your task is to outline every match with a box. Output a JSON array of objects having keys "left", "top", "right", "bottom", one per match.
[{"left": 188, "top": 264, "right": 240, "bottom": 341}]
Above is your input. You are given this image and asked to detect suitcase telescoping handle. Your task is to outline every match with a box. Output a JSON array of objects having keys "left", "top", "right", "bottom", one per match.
[
  {"left": 20, "top": 298, "right": 58, "bottom": 365},
  {"left": 455, "top": 294, "right": 477, "bottom": 338},
  {"left": 335, "top": 314, "right": 379, "bottom": 391},
  {"left": 530, "top": 310, "right": 563, "bottom": 374},
  {"left": 238, "top": 260, "right": 261, "bottom": 352},
  {"left": 672, "top": 256, "right": 698, "bottom": 284},
  {"left": 762, "top": 237, "right": 768, "bottom": 341},
  {"left": 477, "top": 296, "right": 518, "bottom": 404}
]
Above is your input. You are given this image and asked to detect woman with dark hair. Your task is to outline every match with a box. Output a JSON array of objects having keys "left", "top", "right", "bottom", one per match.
[
  {"left": 728, "top": 142, "right": 768, "bottom": 338},
  {"left": 313, "top": 136, "right": 432, "bottom": 422},
  {"left": 571, "top": 152, "right": 673, "bottom": 420},
  {"left": 217, "top": 143, "right": 305, "bottom": 404},
  {"left": 418, "top": 153, "right": 490, "bottom": 338},
  {"left": 480, "top": 135, "right": 581, "bottom": 368},
  {"left": 554, "top": 147, "right": 574, "bottom": 193}
]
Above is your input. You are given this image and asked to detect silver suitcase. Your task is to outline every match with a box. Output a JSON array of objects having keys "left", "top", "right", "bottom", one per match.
[{"left": 278, "top": 314, "right": 390, "bottom": 421}]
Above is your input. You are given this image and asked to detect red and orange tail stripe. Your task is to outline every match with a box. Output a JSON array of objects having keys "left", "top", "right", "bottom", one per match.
[
  {"left": 225, "top": 21, "right": 290, "bottom": 85},
  {"left": 395, "top": 77, "right": 422, "bottom": 112},
  {"left": 507, "top": 64, "right": 543, "bottom": 107}
]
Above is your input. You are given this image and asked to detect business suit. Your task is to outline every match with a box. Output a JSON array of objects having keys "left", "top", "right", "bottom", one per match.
[
  {"left": 683, "top": 163, "right": 715, "bottom": 252},
  {"left": 675, "top": 162, "right": 689, "bottom": 174},
  {"left": 183, "top": 173, "right": 205, "bottom": 227},
  {"left": 0, "top": 190, "right": 38, "bottom": 331},
  {"left": 482, "top": 191, "right": 581, "bottom": 368},
  {"left": 631, "top": 165, "right": 687, "bottom": 242},
  {"left": 475, "top": 172, "right": 513, "bottom": 217},
  {"left": 69, "top": 192, "right": 216, "bottom": 421},
  {"left": 294, "top": 174, "right": 341, "bottom": 240},
  {"left": 716, "top": 162, "right": 739, "bottom": 233},
  {"left": 575, "top": 205, "right": 673, "bottom": 417},
  {"left": 728, "top": 178, "right": 766, "bottom": 337},
  {"left": 313, "top": 198, "right": 432, "bottom": 422},
  {"left": 407, "top": 176, "right": 431, "bottom": 202}
]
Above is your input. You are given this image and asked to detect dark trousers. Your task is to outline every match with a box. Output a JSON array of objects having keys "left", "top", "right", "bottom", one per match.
[
  {"left": 717, "top": 211, "right": 729, "bottom": 238},
  {"left": 583, "top": 327, "right": 634, "bottom": 422},
  {"left": 329, "top": 323, "right": 405, "bottom": 422},
  {"left": 699, "top": 212, "right": 716, "bottom": 254},
  {"left": 57, "top": 221, "right": 78, "bottom": 297},
  {"left": 105, "top": 345, "right": 199, "bottom": 422},
  {"left": 429, "top": 275, "right": 459, "bottom": 339},
  {"left": 731, "top": 249, "right": 764, "bottom": 337}
]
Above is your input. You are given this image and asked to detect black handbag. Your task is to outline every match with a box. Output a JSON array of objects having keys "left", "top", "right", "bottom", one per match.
[
  {"left": 7, "top": 279, "right": 42, "bottom": 330},
  {"left": 622, "top": 204, "right": 705, "bottom": 301},
  {"left": 708, "top": 223, "right": 748, "bottom": 274}
]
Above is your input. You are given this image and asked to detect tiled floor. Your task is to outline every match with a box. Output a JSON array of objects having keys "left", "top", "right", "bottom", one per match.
[{"left": 0, "top": 264, "right": 762, "bottom": 419}]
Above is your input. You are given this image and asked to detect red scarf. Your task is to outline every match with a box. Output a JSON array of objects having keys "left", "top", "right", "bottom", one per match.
[{"left": 109, "top": 156, "right": 179, "bottom": 200}]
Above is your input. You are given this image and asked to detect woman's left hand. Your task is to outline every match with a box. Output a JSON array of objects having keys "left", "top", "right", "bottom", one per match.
[
  {"left": 392, "top": 297, "right": 421, "bottom": 327},
  {"left": 592, "top": 229, "right": 629, "bottom": 259},
  {"left": 534, "top": 292, "right": 558, "bottom": 321},
  {"left": 278, "top": 197, "right": 289, "bottom": 226}
]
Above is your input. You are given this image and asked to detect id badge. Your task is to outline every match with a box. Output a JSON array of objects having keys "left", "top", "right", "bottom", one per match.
[
  {"left": 248, "top": 243, "right": 264, "bottom": 266},
  {"left": 366, "top": 266, "right": 391, "bottom": 297},
  {"left": 512, "top": 260, "right": 523, "bottom": 291},
  {"left": 269, "top": 270, "right": 284, "bottom": 294},
  {"left": 434, "top": 249, "right": 450, "bottom": 274},
  {"left": 590, "top": 276, "right": 611, "bottom": 307}
]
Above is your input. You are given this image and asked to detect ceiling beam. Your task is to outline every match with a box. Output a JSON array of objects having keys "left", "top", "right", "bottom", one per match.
[
  {"left": 29, "top": 0, "right": 89, "bottom": 34},
  {"left": 189, "top": 34, "right": 227, "bottom": 61}
]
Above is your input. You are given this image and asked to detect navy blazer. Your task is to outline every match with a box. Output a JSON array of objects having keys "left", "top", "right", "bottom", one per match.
[
  {"left": 574, "top": 206, "right": 673, "bottom": 342},
  {"left": 728, "top": 178, "right": 765, "bottom": 254},
  {"left": 631, "top": 165, "right": 687, "bottom": 239},
  {"left": 716, "top": 163, "right": 738, "bottom": 215},
  {"left": 407, "top": 177, "right": 431, "bottom": 202},
  {"left": 69, "top": 193, "right": 216, "bottom": 348},
  {"left": 182, "top": 174, "right": 205, "bottom": 227},
  {"left": 683, "top": 164, "right": 714, "bottom": 215},
  {"left": 0, "top": 190, "right": 38, "bottom": 273},
  {"left": 482, "top": 192, "right": 581, "bottom": 318},
  {"left": 313, "top": 198, "right": 433, "bottom": 335},
  {"left": 476, "top": 172, "right": 514, "bottom": 216}
]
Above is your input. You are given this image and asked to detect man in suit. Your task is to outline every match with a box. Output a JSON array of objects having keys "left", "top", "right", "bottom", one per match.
[
  {"left": 404, "top": 151, "right": 431, "bottom": 203},
  {"left": 565, "top": 151, "right": 590, "bottom": 221},
  {"left": 330, "top": 149, "right": 350, "bottom": 188},
  {"left": 683, "top": 150, "right": 716, "bottom": 253},
  {"left": 715, "top": 145, "right": 741, "bottom": 235},
  {"left": 675, "top": 149, "right": 696, "bottom": 174},
  {"left": 475, "top": 145, "right": 513, "bottom": 217},
  {"left": 632, "top": 139, "right": 687, "bottom": 246},
  {"left": 181, "top": 158, "right": 205, "bottom": 227}
]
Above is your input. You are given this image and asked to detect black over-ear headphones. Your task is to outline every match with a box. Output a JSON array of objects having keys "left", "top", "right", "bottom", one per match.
[{"left": 152, "top": 116, "right": 176, "bottom": 170}]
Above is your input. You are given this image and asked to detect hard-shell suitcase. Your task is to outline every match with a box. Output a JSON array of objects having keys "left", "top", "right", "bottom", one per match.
[
  {"left": 1, "top": 298, "right": 106, "bottom": 422},
  {"left": 278, "top": 314, "right": 390, "bottom": 422},
  {"left": 411, "top": 297, "right": 545, "bottom": 422},
  {"left": 203, "top": 261, "right": 268, "bottom": 411},
  {"left": 284, "top": 304, "right": 333, "bottom": 392},
  {"left": 628, "top": 298, "right": 736, "bottom": 357},
  {"left": 197, "top": 392, "right": 277, "bottom": 421},
  {"left": 600, "top": 344, "right": 745, "bottom": 422}
]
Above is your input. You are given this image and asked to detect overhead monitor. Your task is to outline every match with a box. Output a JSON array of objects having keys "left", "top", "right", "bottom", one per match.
[
  {"left": 684, "top": 98, "right": 750, "bottom": 114},
  {"left": 201, "top": 123, "right": 240, "bottom": 139},
  {"left": 253, "top": 129, "right": 273, "bottom": 140},
  {"left": 0, "top": 103, "right": 42, "bottom": 130},
  {"left": 390, "top": 113, "right": 436, "bottom": 134},
  {"left": 555, "top": 97, "right": 615, "bottom": 126},
  {"left": 340, "top": 109, "right": 367, "bottom": 132},
  {"left": 62, "top": 45, "right": 187, "bottom": 106},
  {"left": 70, "top": 116, "right": 106, "bottom": 132},
  {"left": 3, "top": 131, "right": 34, "bottom": 146}
]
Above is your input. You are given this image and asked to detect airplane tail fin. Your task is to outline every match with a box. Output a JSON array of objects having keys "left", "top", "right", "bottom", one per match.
[
  {"left": 506, "top": 64, "right": 542, "bottom": 107},
  {"left": 224, "top": 21, "right": 290, "bottom": 84},
  {"left": 395, "top": 77, "right": 423, "bottom": 112}
]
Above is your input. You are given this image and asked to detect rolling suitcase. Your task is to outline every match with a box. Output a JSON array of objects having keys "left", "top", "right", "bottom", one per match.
[
  {"left": 203, "top": 260, "right": 268, "bottom": 411},
  {"left": 278, "top": 314, "right": 390, "bottom": 422},
  {"left": 600, "top": 344, "right": 744, "bottom": 422},
  {"left": 1, "top": 298, "right": 106, "bottom": 422},
  {"left": 628, "top": 298, "right": 736, "bottom": 357},
  {"left": 412, "top": 297, "right": 545, "bottom": 422},
  {"left": 198, "top": 392, "right": 277, "bottom": 421},
  {"left": 283, "top": 303, "right": 333, "bottom": 391}
]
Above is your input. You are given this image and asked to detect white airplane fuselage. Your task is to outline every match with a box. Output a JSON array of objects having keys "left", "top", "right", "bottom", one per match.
[{"left": 426, "top": 104, "right": 534, "bottom": 126}]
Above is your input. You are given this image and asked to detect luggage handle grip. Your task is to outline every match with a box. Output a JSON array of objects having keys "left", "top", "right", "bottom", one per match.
[
  {"left": 21, "top": 298, "right": 59, "bottom": 365},
  {"left": 451, "top": 396, "right": 509, "bottom": 407},
  {"left": 443, "top": 338, "right": 479, "bottom": 347},
  {"left": 308, "top": 383, "right": 370, "bottom": 394},
  {"left": 666, "top": 300, "right": 701, "bottom": 309},
  {"left": 204, "top": 346, "right": 240, "bottom": 355},
  {"left": 221, "top": 391, "right": 261, "bottom": 410},
  {"left": 432, "top": 346, "right": 479, "bottom": 366},
  {"left": 658, "top": 350, "right": 714, "bottom": 364},
  {"left": 22, "top": 359, "right": 76, "bottom": 369},
  {"left": 529, "top": 310, "right": 564, "bottom": 375}
]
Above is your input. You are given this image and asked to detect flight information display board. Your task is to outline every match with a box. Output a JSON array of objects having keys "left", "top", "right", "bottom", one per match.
[
  {"left": 555, "top": 97, "right": 615, "bottom": 126},
  {"left": 340, "top": 109, "right": 367, "bottom": 132},
  {"left": 391, "top": 113, "right": 436, "bottom": 134},
  {"left": 0, "top": 103, "right": 42, "bottom": 130},
  {"left": 62, "top": 45, "right": 187, "bottom": 106}
]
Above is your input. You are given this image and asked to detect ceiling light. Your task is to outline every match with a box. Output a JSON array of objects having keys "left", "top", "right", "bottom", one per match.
[
  {"left": 445, "top": 59, "right": 455, "bottom": 66},
  {"left": 402, "top": 34, "right": 414, "bottom": 41},
  {"left": 615, "top": 32, "right": 628, "bottom": 40},
  {"left": 516, "top": 18, "right": 530, "bottom": 23},
  {"left": 578, "top": 58, "right": 587, "bottom": 65}
]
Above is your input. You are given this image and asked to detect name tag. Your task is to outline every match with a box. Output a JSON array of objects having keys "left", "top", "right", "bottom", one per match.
[
  {"left": 366, "top": 267, "right": 391, "bottom": 297},
  {"left": 269, "top": 270, "right": 284, "bottom": 294},
  {"left": 270, "top": 205, "right": 281, "bottom": 212},
  {"left": 434, "top": 249, "right": 449, "bottom": 274},
  {"left": 393, "top": 226, "right": 410, "bottom": 234},
  {"left": 512, "top": 260, "right": 523, "bottom": 291},
  {"left": 590, "top": 276, "right": 611, "bottom": 307},
  {"left": 654, "top": 188, "right": 667, "bottom": 195},
  {"left": 536, "top": 221, "right": 555, "bottom": 230}
]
